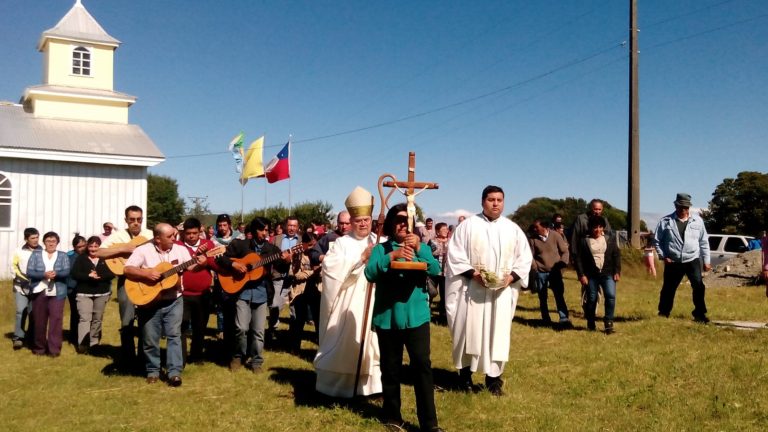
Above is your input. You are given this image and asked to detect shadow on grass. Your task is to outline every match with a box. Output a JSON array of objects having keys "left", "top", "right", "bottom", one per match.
[
  {"left": 96, "top": 343, "right": 145, "bottom": 377},
  {"left": 268, "top": 366, "right": 381, "bottom": 420}
]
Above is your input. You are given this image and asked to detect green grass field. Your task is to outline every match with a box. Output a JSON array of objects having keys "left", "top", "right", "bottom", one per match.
[{"left": 2, "top": 262, "right": 767, "bottom": 432}]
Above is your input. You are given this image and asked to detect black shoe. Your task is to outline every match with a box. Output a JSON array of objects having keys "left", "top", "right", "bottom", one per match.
[
  {"left": 485, "top": 376, "right": 504, "bottom": 396},
  {"left": 458, "top": 367, "right": 474, "bottom": 392},
  {"left": 604, "top": 321, "right": 615, "bottom": 334},
  {"left": 75, "top": 344, "right": 89, "bottom": 354},
  {"left": 658, "top": 311, "right": 670, "bottom": 318},
  {"left": 168, "top": 375, "right": 182, "bottom": 387},
  {"left": 587, "top": 320, "right": 596, "bottom": 331},
  {"left": 693, "top": 315, "right": 710, "bottom": 324}
]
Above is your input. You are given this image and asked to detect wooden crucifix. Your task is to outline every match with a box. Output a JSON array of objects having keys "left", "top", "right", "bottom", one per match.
[{"left": 380, "top": 151, "right": 439, "bottom": 270}]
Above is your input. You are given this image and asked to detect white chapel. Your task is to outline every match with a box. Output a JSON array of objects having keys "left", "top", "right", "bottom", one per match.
[{"left": 0, "top": 0, "right": 164, "bottom": 278}]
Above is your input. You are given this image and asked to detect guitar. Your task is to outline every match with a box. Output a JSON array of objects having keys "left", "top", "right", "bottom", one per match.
[
  {"left": 125, "top": 246, "right": 226, "bottom": 306},
  {"left": 219, "top": 244, "right": 304, "bottom": 294},
  {"left": 104, "top": 235, "right": 151, "bottom": 275}
]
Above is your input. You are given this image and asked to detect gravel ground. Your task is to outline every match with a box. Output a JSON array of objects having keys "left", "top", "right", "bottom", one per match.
[{"left": 703, "top": 250, "right": 764, "bottom": 288}]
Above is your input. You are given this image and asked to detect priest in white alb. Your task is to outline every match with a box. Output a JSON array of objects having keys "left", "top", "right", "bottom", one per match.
[
  {"left": 445, "top": 185, "right": 533, "bottom": 396},
  {"left": 314, "top": 186, "right": 382, "bottom": 397}
]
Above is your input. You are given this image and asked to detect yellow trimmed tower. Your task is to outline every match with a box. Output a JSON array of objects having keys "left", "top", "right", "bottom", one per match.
[{"left": 23, "top": 0, "right": 134, "bottom": 124}]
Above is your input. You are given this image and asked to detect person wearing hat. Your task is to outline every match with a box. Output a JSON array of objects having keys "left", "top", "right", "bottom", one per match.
[
  {"left": 314, "top": 186, "right": 382, "bottom": 397},
  {"left": 653, "top": 193, "right": 712, "bottom": 323}
]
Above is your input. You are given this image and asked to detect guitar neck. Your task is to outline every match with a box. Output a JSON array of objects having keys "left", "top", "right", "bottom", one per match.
[
  {"left": 253, "top": 245, "right": 302, "bottom": 269},
  {"left": 161, "top": 257, "right": 199, "bottom": 279},
  {"left": 253, "top": 253, "right": 281, "bottom": 269}
]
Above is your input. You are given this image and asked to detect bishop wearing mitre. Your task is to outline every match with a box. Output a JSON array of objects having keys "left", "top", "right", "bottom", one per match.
[{"left": 314, "top": 186, "right": 382, "bottom": 397}]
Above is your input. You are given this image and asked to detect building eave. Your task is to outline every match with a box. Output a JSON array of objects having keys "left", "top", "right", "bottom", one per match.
[
  {"left": 25, "top": 87, "right": 136, "bottom": 105},
  {"left": 0, "top": 148, "right": 164, "bottom": 167}
]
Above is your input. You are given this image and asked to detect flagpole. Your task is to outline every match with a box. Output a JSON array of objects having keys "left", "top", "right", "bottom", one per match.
[
  {"left": 240, "top": 183, "right": 244, "bottom": 224},
  {"left": 288, "top": 136, "right": 292, "bottom": 216}
]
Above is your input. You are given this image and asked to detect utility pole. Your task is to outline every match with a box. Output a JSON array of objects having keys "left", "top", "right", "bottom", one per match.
[
  {"left": 628, "top": 0, "right": 641, "bottom": 248},
  {"left": 187, "top": 195, "right": 209, "bottom": 218}
]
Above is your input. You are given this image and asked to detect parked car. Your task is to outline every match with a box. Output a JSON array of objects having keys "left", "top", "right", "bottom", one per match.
[{"left": 708, "top": 234, "right": 755, "bottom": 267}]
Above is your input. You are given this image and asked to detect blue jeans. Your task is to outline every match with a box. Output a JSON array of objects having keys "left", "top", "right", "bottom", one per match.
[
  {"left": 14, "top": 290, "right": 32, "bottom": 341},
  {"left": 138, "top": 297, "right": 183, "bottom": 378},
  {"left": 584, "top": 274, "right": 616, "bottom": 323},
  {"left": 534, "top": 271, "right": 569, "bottom": 321},
  {"left": 235, "top": 299, "right": 267, "bottom": 367}
]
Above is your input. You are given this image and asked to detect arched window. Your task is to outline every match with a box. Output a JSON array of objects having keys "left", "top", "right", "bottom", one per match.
[
  {"left": 72, "top": 46, "right": 91, "bottom": 76},
  {"left": 0, "top": 173, "right": 11, "bottom": 228}
]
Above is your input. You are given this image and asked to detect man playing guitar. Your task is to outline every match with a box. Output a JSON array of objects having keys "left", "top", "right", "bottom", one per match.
[
  {"left": 216, "top": 217, "right": 292, "bottom": 373},
  {"left": 124, "top": 223, "right": 206, "bottom": 386}
]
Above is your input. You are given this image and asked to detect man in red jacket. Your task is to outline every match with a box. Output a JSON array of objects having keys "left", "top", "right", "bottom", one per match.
[{"left": 178, "top": 217, "right": 220, "bottom": 364}]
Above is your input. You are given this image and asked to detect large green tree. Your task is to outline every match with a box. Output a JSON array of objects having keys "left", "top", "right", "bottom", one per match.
[
  {"left": 510, "top": 197, "right": 646, "bottom": 232},
  {"left": 702, "top": 171, "right": 768, "bottom": 235},
  {"left": 146, "top": 174, "right": 185, "bottom": 228}
]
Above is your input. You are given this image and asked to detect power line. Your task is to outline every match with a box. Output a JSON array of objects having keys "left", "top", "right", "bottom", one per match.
[
  {"left": 165, "top": 12, "right": 768, "bottom": 160},
  {"left": 643, "top": 0, "right": 740, "bottom": 29},
  {"left": 645, "top": 13, "right": 768, "bottom": 50},
  {"left": 166, "top": 42, "right": 621, "bottom": 159}
]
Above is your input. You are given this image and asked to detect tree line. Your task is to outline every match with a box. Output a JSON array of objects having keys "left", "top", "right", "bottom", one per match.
[{"left": 147, "top": 171, "right": 768, "bottom": 237}]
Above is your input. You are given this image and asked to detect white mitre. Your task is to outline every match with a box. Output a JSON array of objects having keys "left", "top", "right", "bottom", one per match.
[{"left": 345, "top": 186, "right": 374, "bottom": 218}]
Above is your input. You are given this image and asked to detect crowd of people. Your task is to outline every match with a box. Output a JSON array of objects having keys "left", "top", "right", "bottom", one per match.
[{"left": 11, "top": 187, "right": 748, "bottom": 432}]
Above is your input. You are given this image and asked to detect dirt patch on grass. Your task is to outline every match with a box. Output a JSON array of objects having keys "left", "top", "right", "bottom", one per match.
[{"left": 703, "top": 250, "right": 764, "bottom": 288}]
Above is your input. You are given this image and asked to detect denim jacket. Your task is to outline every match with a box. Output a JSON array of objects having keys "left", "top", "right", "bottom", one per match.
[
  {"left": 26, "top": 250, "right": 71, "bottom": 299},
  {"left": 653, "top": 212, "right": 710, "bottom": 265}
]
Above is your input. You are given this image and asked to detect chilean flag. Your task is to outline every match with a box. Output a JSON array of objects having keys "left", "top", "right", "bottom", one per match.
[{"left": 265, "top": 142, "right": 290, "bottom": 183}]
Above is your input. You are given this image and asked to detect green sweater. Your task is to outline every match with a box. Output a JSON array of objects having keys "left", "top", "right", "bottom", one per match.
[{"left": 364, "top": 240, "right": 441, "bottom": 330}]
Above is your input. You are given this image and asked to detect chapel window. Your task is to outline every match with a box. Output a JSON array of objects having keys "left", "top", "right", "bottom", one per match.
[
  {"left": 72, "top": 46, "right": 91, "bottom": 76},
  {"left": 0, "top": 173, "right": 11, "bottom": 228}
]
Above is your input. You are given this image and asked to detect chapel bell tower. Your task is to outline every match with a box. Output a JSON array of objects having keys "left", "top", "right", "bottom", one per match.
[{"left": 23, "top": 0, "right": 135, "bottom": 124}]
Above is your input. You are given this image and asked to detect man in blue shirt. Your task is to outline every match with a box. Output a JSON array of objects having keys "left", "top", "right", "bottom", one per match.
[
  {"left": 268, "top": 216, "right": 301, "bottom": 343},
  {"left": 653, "top": 193, "right": 711, "bottom": 323}
]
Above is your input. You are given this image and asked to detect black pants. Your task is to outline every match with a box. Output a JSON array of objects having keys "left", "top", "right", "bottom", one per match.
[
  {"left": 182, "top": 292, "right": 210, "bottom": 360},
  {"left": 288, "top": 283, "right": 320, "bottom": 352},
  {"left": 658, "top": 258, "right": 707, "bottom": 318},
  {"left": 67, "top": 290, "right": 79, "bottom": 344},
  {"left": 377, "top": 322, "right": 438, "bottom": 431}
]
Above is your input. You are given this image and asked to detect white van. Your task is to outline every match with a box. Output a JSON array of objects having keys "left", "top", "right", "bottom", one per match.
[{"left": 708, "top": 234, "right": 754, "bottom": 267}]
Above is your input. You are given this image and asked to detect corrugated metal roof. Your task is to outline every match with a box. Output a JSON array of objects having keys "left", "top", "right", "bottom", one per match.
[
  {"left": 38, "top": 1, "right": 121, "bottom": 50},
  {"left": 0, "top": 104, "right": 163, "bottom": 159}
]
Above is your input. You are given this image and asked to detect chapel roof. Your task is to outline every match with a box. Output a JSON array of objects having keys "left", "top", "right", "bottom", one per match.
[
  {"left": 38, "top": 0, "right": 121, "bottom": 50},
  {"left": 0, "top": 104, "right": 164, "bottom": 161}
]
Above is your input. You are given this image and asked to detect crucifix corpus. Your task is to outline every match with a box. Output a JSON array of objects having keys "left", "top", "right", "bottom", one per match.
[{"left": 380, "top": 151, "right": 439, "bottom": 270}]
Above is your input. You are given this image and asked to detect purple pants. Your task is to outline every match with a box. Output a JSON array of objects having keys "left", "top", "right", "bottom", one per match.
[{"left": 31, "top": 293, "right": 65, "bottom": 355}]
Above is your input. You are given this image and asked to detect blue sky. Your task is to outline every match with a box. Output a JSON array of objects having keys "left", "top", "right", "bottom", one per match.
[{"left": 1, "top": 0, "right": 766, "bottom": 228}]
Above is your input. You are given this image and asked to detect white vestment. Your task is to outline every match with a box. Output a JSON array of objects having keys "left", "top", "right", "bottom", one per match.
[
  {"left": 445, "top": 214, "right": 532, "bottom": 377},
  {"left": 314, "top": 233, "right": 382, "bottom": 397}
]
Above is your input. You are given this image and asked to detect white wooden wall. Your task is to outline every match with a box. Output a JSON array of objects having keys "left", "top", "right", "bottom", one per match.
[{"left": 0, "top": 158, "right": 147, "bottom": 279}]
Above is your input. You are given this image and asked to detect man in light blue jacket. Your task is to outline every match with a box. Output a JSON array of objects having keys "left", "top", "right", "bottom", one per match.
[{"left": 653, "top": 193, "right": 711, "bottom": 323}]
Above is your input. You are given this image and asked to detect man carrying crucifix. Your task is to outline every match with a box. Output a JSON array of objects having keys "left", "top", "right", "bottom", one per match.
[{"left": 445, "top": 185, "right": 532, "bottom": 396}]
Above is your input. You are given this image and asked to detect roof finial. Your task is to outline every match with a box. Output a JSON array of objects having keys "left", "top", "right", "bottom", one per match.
[{"left": 75, "top": 0, "right": 83, "bottom": 6}]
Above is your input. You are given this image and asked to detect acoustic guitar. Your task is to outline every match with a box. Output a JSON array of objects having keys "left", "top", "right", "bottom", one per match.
[
  {"left": 219, "top": 244, "right": 304, "bottom": 294},
  {"left": 104, "top": 235, "right": 151, "bottom": 275},
  {"left": 125, "top": 246, "right": 226, "bottom": 306}
]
